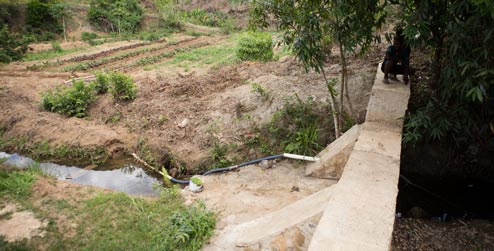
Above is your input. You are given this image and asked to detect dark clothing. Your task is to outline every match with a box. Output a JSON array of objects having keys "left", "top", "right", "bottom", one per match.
[{"left": 381, "top": 45, "right": 411, "bottom": 74}]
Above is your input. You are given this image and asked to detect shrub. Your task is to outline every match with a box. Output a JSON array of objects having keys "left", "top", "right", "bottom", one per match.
[
  {"left": 51, "top": 41, "right": 63, "bottom": 52},
  {"left": 26, "top": 0, "right": 61, "bottom": 33},
  {"left": 183, "top": 9, "right": 228, "bottom": 27},
  {"left": 88, "top": 0, "right": 143, "bottom": 33},
  {"left": 236, "top": 32, "right": 273, "bottom": 62},
  {"left": 93, "top": 71, "right": 109, "bottom": 94},
  {"left": 42, "top": 80, "right": 95, "bottom": 118},
  {"left": 88, "top": 39, "right": 104, "bottom": 46},
  {"left": 0, "top": 25, "right": 29, "bottom": 63},
  {"left": 109, "top": 72, "right": 137, "bottom": 101},
  {"left": 81, "top": 32, "right": 99, "bottom": 42},
  {"left": 246, "top": 96, "right": 332, "bottom": 156},
  {"left": 41, "top": 31, "right": 57, "bottom": 41}
]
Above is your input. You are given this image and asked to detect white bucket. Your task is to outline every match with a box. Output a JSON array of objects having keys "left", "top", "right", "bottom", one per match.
[{"left": 188, "top": 177, "right": 204, "bottom": 193}]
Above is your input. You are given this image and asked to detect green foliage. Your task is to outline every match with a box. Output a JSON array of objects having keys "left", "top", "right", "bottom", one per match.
[
  {"left": 88, "top": 0, "right": 143, "bottom": 33},
  {"left": 0, "top": 24, "right": 29, "bottom": 63},
  {"left": 108, "top": 72, "right": 137, "bottom": 101},
  {"left": 81, "top": 31, "right": 99, "bottom": 42},
  {"left": 250, "top": 0, "right": 385, "bottom": 73},
  {"left": 183, "top": 9, "right": 228, "bottom": 27},
  {"left": 251, "top": 82, "right": 270, "bottom": 100},
  {"left": 236, "top": 31, "right": 273, "bottom": 62},
  {"left": 41, "top": 80, "right": 95, "bottom": 118},
  {"left": 49, "top": 187, "right": 214, "bottom": 250},
  {"left": 168, "top": 201, "right": 216, "bottom": 250},
  {"left": 154, "top": 0, "right": 182, "bottom": 29},
  {"left": 26, "top": 0, "right": 61, "bottom": 33},
  {"left": 399, "top": 0, "right": 494, "bottom": 155},
  {"left": 0, "top": 235, "right": 32, "bottom": 251},
  {"left": 0, "top": 132, "right": 107, "bottom": 165},
  {"left": 50, "top": 41, "right": 62, "bottom": 52},
  {"left": 246, "top": 96, "right": 333, "bottom": 156},
  {"left": 0, "top": 167, "right": 39, "bottom": 200},
  {"left": 93, "top": 71, "right": 109, "bottom": 94},
  {"left": 209, "top": 142, "right": 234, "bottom": 169}
]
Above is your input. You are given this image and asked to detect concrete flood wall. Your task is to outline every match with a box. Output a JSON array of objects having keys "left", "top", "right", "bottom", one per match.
[{"left": 308, "top": 64, "right": 410, "bottom": 250}]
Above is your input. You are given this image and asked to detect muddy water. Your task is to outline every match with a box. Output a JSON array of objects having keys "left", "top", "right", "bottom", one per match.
[{"left": 1, "top": 152, "right": 162, "bottom": 196}]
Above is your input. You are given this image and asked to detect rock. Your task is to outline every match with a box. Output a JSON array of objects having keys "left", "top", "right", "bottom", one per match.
[
  {"left": 177, "top": 118, "right": 189, "bottom": 128},
  {"left": 259, "top": 160, "right": 274, "bottom": 169},
  {"left": 248, "top": 148, "right": 256, "bottom": 158}
]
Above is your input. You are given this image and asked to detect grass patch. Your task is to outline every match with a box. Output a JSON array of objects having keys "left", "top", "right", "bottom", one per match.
[
  {"left": 0, "top": 167, "right": 39, "bottom": 200},
  {"left": 0, "top": 165, "right": 216, "bottom": 251},
  {"left": 68, "top": 191, "right": 215, "bottom": 250},
  {"left": 23, "top": 47, "right": 89, "bottom": 62},
  {"left": 150, "top": 36, "right": 239, "bottom": 71},
  {"left": 0, "top": 132, "right": 108, "bottom": 165}
]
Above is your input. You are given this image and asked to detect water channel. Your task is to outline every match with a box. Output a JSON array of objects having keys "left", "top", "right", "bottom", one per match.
[{"left": 1, "top": 152, "right": 162, "bottom": 196}]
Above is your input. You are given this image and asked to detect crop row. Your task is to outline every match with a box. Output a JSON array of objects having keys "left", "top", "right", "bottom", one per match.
[
  {"left": 128, "top": 41, "right": 210, "bottom": 68},
  {"left": 62, "top": 38, "right": 198, "bottom": 72},
  {"left": 27, "top": 41, "right": 153, "bottom": 71}
]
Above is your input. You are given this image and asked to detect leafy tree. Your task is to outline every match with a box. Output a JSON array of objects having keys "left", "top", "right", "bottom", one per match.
[
  {"left": 154, "top": 0, "right": 182, "bottom": 29},
  {"left": 399, "top": 0, "right": 494, "bottom": 167},
  {"left": 0, "top": 24, "right": 29, "bottom": 63},
  {"left": 49, "top": 1, "right": 69, "bottom": 42},
  {"left": 88, "top": 0, "right": 143, "bottom": 34},
  {"left": 26, "top": 0, "right": 61, "bottom": 33},
  {"left": 236, "top": 31, "right": 273, "bottom": 62},
  {"left": 250, "top": 0, "right": 386, "bottom": 137}
]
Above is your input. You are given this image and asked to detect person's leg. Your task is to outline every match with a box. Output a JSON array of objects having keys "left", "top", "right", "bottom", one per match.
[
  {"left": 403, "top": 64, "right": 410, "bottom": 85},
  {"left": 383, "top": 60, "right": 394, "bottom": 84}
]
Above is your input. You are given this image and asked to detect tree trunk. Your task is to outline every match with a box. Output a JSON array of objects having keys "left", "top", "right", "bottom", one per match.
[
  {"left": 338, "top": 43, "right": 345, "bottom": 133},
  {"left": 322, "top": 70, "right": 341, "bottom": 138},
  {"left": 339, "top": 43, "right": 358, "bottom": 126},
  {"left": 62, "top": 16, "right": 67, "bottom": 43}
]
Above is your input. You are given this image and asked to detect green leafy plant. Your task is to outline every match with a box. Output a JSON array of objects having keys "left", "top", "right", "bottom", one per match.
[
  {"left": 154, "top": 0, "right": 182, "bottom": 29},
  {"left": 93, "top": 71, "right": 109, "bottom": 94},
  {"left": 81, "top": 32, "right": 99, "bottom": 42},
  {"left": 183, "top": 9, "right": 228, "bottom": 27},
  {"left": 42, "top": 80, "right": 95, "bottom": 118},
  {"left": 51, "top": 41, "right": 63, "bottom": 53},
  {"left": 88, "top": 0, "right": 143, "bottom": 33},
  {"left": 209, "top": 142, "right": 234, "bottom": 169},
  {"left": 236, "top": 31, "right": 273, "bottom": 62},
  {"left": 108, "top": 72, "right": 137, "bottom": 101},
  {"left": 0, "top": 24, "right": 30, "bottom": 63},
  {"left": 0, "top": 167, "right": 39, "bottom": 200},
  {"left": 246, "top": 96, "right": 334, "bottom": 156},
  {"left": 26, "top": 0, "right": 61, "bottom": 34},
  {"left": 251, "top": 0, "right": 386, "bottom": 138},
  {"left": 251, "top": 82, "right": 270, "bottom": 100}
]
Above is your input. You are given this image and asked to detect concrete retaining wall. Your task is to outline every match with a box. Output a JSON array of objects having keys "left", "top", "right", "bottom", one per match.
[{"left": 308, "top": 64, "right": 410, "bottom": 250}]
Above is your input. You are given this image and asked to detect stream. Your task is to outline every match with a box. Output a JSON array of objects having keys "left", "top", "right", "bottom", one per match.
[{"left": 0, "top": 152, "right": 162, "bottom": 196}]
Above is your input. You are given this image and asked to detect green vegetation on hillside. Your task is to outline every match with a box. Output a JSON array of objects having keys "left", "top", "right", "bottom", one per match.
[{"left": 88, "top": 0, "right": 143, "bottom": 33}]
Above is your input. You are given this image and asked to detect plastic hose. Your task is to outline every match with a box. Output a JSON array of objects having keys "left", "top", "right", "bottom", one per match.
[
  {"left": 134, "top": 152, "right": 319, "bottom": 185},
  {"left": 202, "top": 154, "right": 284, "bottom": 176}
]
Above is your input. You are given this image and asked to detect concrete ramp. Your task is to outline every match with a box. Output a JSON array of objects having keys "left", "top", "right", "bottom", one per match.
[
  {"left": 308, "top": 64, "right": 410, "bottom": 250},
  {"left": 205, "top": 186, "right": 335, "bottom": 250}
]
